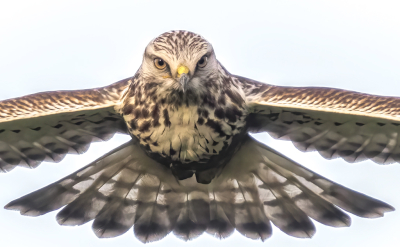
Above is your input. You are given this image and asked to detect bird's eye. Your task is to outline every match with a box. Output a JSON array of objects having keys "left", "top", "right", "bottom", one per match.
[
  {"left": 197, "top": 56, "right": 208, "bottom": 68},
  {"left": 154, "top": 58, "right": 167, "bottom": 70}
]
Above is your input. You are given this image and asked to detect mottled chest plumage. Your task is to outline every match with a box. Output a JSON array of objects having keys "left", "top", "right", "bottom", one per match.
[{"left": 120, "top": 72, "right": 248, "bottom": 177}]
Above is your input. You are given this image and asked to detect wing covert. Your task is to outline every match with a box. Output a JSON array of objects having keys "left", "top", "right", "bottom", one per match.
[
  {"left": 238, "top": 75, "right": 400, "bottom": 164},
  {"left": 5, "top": 135, "right": 393, "bottom": 242},
  {"left": 0, "top": 77, "right": 132, "bottom": 172}
]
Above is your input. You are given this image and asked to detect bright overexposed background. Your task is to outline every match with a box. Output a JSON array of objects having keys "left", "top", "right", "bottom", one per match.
[{"left": 1, "top": 1, "right": 400, "bottom": 246}]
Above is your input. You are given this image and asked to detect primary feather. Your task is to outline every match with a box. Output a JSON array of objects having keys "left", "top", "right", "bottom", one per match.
[
  {"left": 0, "top": 78, "right": 130, "bottom": 172},
  {"left": 1, "top": 30, "right": 398, "bottom": 242},
  {"left": 5, "top": 136, "right": 393, "bottom": 242}
]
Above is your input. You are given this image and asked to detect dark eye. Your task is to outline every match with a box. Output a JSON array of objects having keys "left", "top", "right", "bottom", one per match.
[
  {"left": 154, "top": 58, "right": 166, "bottom": 70},
  {"left": 197, "top": 56, "right": 208, "bottom": 68}
]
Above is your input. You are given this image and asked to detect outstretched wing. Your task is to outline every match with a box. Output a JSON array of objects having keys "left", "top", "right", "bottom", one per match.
[
  {"left": 0, "top": 77, "right": 131, "bottom": 172},
  {"left": 239, "top": 76, "right": 400, "bottom": 164},
  {"left": 5, "top": 135, "right": 393, "bottom": 242}
]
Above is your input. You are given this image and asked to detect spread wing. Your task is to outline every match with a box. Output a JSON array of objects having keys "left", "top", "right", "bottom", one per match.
[
  {"left": 0, "top": 77, "right": 131, "bottom": 172},
  {"left": 5, "top": 135, "right": 392, "bottom": 242},
  {"left": 239, "top": 76, "right": 400, "bottom": 164}
]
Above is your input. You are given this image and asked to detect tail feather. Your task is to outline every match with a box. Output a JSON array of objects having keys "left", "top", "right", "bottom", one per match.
[
  {"left": 4, "top": 135, "right": 394, "bottom": 242},
  {"left": 172, "top": 180, "right": 210, "bottom": 241},
  {"left": 250, "top": 141, "right": 395, "bottom": 218},
  {"left": 255, "top": 171, "right": 316, "bottom": 238},
  {"left": 57, "top": 147, "right": 137, "bottom": 226},
  {"left": 133, "top": 180, "right": 174, "bottom": 243},
  {"left": 232, "top": 177, "right": 272, "bottom": 241},
  {"left": 286, "top": 181, "right": 351, "bottom": 227},
  {"left": 207, "top": 183, "right": 236, "bottom": 239},
  {"left": 92, "top": 168, "right": 142, "bottom": 238},
  {"left": 255, "top": 152, "right": 351, "bottom": 229}
]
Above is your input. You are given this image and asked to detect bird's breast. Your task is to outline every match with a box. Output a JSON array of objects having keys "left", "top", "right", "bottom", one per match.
[{"left": 123, "top": 103, "right": 246, "bottom": 164}]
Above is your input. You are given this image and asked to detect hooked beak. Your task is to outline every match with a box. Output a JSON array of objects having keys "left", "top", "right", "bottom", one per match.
[
  {"left": 179, "top": 73, "right": 189, "bottom": 92},
  {"left": 177, "top": 66, "right": 190, "bottom": 92}
]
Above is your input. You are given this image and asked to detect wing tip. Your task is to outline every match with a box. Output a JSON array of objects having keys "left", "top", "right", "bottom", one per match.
[
  {"left": 365, "top": 203, "right": 396, "bottom": 218},
  {"left": 4, "top": 201, "right": 43, "bottom": 217}
]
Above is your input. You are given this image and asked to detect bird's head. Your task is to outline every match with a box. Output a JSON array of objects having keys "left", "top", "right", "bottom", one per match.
[{"left": 140, "top": 31, "right": 219, "bottom": 99}]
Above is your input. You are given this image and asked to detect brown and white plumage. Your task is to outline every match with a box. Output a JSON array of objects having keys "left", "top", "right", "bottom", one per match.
[
  {"left": 0, "top": 78, "right": 130, "bottom": 172},
  {"left": 6, "top": 136, "right": 392, "bottom": 242},
  {"left": 0, "top": 30, "right": 398, "bottom": 243},
  {"left": 242, "top": 76, "right": 400, "bottom": 164}
]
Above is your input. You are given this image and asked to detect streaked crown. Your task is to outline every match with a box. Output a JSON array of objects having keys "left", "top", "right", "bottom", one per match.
[{"left": 152, "top": 30, "right": 209, "bottom": 60}]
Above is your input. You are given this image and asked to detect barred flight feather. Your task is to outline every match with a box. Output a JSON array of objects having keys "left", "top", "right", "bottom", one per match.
[
  {"left": 1, "top": 30, "right": 398, "bottom": 243},
  {"left": 241, "top": 76, "right": 400, "bottom": 165},
  {"left": 5, "top": 135, "right": 393, "bottom": 243},
  {"left": 0, "top": 78, "right": 130, "bottom": 172}
]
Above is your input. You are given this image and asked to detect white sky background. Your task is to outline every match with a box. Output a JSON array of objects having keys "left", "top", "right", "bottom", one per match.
[{"left": 1, "top": 0, "right": 400, "bottom": 246}]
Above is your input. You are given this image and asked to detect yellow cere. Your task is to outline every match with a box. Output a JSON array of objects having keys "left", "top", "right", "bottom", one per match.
[{"left": 177, "top": 66, "right": 189, "bottom": 76}]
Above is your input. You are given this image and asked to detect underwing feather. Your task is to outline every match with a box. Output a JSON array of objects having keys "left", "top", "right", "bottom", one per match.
[
  {"left": 6, "top": 136, "right": 391, "bottom": 242},
  {"left": 0, "top": 78, "right": 130, "bottom": 172},
  {"left": 241, "top": 75, "right": 400, "bottom": 165}
]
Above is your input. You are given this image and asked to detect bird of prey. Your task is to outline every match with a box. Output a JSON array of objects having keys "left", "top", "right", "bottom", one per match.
[{"left": 0, "top": 30, "right": 398, "bottom": 243}]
